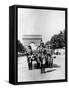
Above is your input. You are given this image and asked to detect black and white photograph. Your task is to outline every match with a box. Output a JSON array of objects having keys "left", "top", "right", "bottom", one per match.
[{"left": 17, "top": 6, "right": 67, "bottom": 83}]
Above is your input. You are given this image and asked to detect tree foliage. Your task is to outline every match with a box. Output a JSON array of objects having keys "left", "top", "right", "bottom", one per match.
[
  {"left": 18, "top": 40, "right": 26, "bottom": 53},
  {"left": 45, "top": 30, "right": 65, "bottom": 49}
]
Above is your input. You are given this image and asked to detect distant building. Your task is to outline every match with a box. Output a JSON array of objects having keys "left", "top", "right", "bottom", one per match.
[{"left": 23, "top": 35, "right": 42, "bottom": 47}]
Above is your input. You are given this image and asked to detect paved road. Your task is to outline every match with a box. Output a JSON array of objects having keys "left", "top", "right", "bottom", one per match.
[{"left": 18, "top": 55, "right": 65, "bottom": 82}]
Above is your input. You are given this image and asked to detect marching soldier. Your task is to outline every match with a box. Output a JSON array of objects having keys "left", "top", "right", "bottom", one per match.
[
  {"left": 37, "top": 40, "right": 47, "bottom": 73},
  {"left": 26, "top": 45, "right": 33, "bottom": 70}
]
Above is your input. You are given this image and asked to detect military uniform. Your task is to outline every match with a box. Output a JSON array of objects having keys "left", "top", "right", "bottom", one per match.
[
  {"left": 27, "top": 45, "right": 33, "bottom": 70},
  {"left": 38, "top": 44, "right": 47, "bottom": 73}
]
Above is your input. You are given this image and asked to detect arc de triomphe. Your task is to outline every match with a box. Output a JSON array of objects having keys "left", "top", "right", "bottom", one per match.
[{"left": 23, "top": 35, "right": 42, "bottom": 47}]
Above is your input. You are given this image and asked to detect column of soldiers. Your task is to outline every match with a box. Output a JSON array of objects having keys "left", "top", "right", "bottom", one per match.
[{"left": 26, "top": 40, "right": 50, "bottom": 74}]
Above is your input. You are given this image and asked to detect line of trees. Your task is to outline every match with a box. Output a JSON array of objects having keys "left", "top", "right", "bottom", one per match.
[
  {"left": 18, "top": 30, "right": 65, "bottom": 52},
  {"left": 45, "top": 30, "right": 65, "bottom": 49}
]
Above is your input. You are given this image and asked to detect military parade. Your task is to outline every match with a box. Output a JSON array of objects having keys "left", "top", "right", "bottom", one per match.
[{"left": 25, "top": 39, "right": 55, "bottom": 74}]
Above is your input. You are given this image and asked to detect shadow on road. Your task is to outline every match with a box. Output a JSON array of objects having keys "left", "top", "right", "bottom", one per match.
[
  {"left": 46, "top": 69, "right": 56, "bottom": 73},
  {"left": 31, "top": 63, "right": 61, "bottom": 70},
  {"left": 52, "top": 64, "right": 61, "bottom": 68}
]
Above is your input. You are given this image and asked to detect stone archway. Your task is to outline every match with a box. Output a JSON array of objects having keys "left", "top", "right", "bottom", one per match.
[{"left": 23, "top": 35, "right": 42, "bottom": 47}]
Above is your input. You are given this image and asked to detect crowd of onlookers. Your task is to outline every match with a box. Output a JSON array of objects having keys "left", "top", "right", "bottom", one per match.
[{"left": 54, "top": 47, "right": 65, "bottom": 55}]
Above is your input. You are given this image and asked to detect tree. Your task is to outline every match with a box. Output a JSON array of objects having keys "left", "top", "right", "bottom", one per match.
[
  {"left": 50, "top": 30, "right": 65, "bottom": 49},
  {"left": 18, "top": 40, "right": 26, "bottom": 53},
  {"left": 50, "top": 35, "right": 58, "bottom": 49},
  {"left": 45, "top": 41, "right": 50, "bottom": 46}
]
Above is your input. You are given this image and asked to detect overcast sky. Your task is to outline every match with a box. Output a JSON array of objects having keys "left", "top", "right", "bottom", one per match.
[{"left": 18, "top": 8, "right": 65, "bottom": 43}]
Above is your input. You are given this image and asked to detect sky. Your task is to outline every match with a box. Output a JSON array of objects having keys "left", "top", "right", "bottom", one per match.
[{"left": 18, "top": 8, "right": 65, "bottom": 43}]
